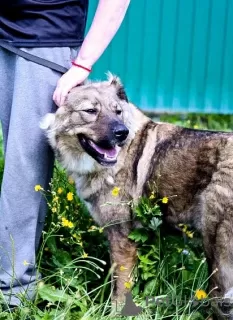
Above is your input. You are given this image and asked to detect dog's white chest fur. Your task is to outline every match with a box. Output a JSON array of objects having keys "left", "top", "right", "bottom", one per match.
[{"left": 61, "top": 153, "right": 97, "bottom": 176}]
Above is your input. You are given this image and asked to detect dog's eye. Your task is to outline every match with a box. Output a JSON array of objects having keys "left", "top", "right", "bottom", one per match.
[
  {"left": 83, "top": 109, "right": 97, "bottom": 114},
  {"left": 116, "top": 110, "right": 122, "bottom": 115}
]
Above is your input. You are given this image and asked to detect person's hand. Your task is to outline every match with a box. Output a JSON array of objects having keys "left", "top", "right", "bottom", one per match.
[{"left": 53, "top": 66, "right": 90, "bottom": 106}]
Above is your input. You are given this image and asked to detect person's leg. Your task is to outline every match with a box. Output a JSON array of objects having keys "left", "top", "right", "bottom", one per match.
[
  {"left": 0, "top": 47, "right": 78, "bottom": 305},
  {"left": 0, "top": 49, "right": 15, "bottom": 156}
]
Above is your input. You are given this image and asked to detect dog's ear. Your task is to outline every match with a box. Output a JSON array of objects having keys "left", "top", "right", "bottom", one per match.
[
  {"left": 107, "top": 72, "right": 128, "bottom": 102},
  {"left": 40, "top": 113, "right": 56, "bottom": 131}
]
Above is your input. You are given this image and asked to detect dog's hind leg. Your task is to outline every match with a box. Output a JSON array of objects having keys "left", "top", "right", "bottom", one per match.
[
  {"left": 202, "top": 193, "right": 233, "bottom": 319},
  {"left": 106, "top": 224, "right": 137, "bottom": 306}
]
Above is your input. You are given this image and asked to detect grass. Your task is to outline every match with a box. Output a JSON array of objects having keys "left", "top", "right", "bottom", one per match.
[{"left": 0, "top": 113, "right": 232, "bottom": 319}]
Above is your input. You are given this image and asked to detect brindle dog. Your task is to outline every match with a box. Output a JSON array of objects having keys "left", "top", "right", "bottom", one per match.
[{"left": 41, "top": 74, "right": 233, "bottom": 318}]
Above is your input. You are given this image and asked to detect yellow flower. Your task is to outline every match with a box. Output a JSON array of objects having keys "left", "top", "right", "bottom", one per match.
[
  {"left": 120, "top": 266, "right": 128, "bottom": 271},
  {"left": 186, "top": 231, "right": 194, "bottom": 238},
  {"left": 195, "top": 289, "right": 207, "bottom": 300},
  {"left": 162, "top": 197, "right": 168, "bottom": 204},
  {"left": 111, "top": 187, "right": 120, "bottom": 197},
  {"left": 68, "top": 176, "right": 74, "bottom": 184},
  {"left": 57, "top": 187, "right": 63, "bottom": 194},
  {"left": 53, "top": 196, "right": 59, "bottom": 202},
  {"left": 67, "top": 221, "right": 74, "bottom": 228},
  {"left": 61, "top": 217, "right": 68, "bottom": 226},
  {"left": 23, "top": 260, "right": 29, "bottom": 266},
  {"left": 51, "top": 207, "right": 57, "bottom": 213},
  {"left": 73, "top": 233, "right": 81, "bottom": 240},
  {"left": 193, "top": 124, "right": 199, "bottom": 129},
  {"left": 88, "top": 225, "right": 98, "bottom": 231},
  {"left": 179, "top": 224, "right": 188, "bottom": 233},
  {"left": 67, "top": 192, "right": 74, "bottom": 201},
  {"left": 149, "top": 193, "right": 155, "bottom": 200},
  {"left": 34, "top": 185, "right": 43, "bottom": 192},
  {"left": 124, "top": 281, "right": 131, "bottom": 289},
  {"left": 82, "top": 252, "right": 88, "bottom": 258},
  {"left": 61, "top": 217, "right": 74, "bottom": 228}
]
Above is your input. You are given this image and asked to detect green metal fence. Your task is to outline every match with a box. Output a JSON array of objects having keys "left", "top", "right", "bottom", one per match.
[{"left": 86, "top": 0, "right": 233, "bottom": 114}]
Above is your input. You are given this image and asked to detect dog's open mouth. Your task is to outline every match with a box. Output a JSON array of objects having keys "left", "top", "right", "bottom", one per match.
[{"left": 78, "top": 134, "right": 120, "bottom": 166}]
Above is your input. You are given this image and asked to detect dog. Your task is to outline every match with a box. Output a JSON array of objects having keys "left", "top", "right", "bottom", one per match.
[{"left": 41, "top": 74, "right": 233, "bottom": 318}]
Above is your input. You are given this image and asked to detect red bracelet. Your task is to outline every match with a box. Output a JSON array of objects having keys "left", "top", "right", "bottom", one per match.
[{"left": 71, "top": 61, "right": 92, "bottom": 73}]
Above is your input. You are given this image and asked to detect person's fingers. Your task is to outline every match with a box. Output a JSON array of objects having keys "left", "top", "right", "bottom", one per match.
[
  {"left": 53, "top": 84, "right": 74, "bottom": 106},
  {"left": 59, "top": 87, "right": 70, "bottom": 106},
  {"left": 53, "top": 77, "right": 68, "bottom": 106},
  {"left": 53, "top": 67, "right": 90, "bottom": 106}
]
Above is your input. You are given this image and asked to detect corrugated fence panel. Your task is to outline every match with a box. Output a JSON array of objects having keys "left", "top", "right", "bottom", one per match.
[{"left": 86, "top": 0, "right": 233, "bottom": 114}]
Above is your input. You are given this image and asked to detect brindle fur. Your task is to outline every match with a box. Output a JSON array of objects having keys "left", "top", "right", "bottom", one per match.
[{"left": 41, "top": 75, "right": 233, "bottom": 318}]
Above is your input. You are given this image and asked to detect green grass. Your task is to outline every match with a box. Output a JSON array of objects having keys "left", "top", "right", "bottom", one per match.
[{"left": 0, "top": 113, "right": 232, "bottom": 319}]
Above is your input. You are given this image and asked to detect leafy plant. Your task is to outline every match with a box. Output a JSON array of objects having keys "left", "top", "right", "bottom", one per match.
[{"left": 129, "top": 194, "right": 210, "bottom": 319}]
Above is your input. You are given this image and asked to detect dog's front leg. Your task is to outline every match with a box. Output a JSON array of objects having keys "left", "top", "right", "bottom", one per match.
[{"left": 106, "top": 224, "right": 137, "bottom": 305}]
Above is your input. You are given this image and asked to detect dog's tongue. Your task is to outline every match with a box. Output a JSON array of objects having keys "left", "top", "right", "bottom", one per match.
[{"left": 89, "top": 141, "right": 117, "bottom": 158}]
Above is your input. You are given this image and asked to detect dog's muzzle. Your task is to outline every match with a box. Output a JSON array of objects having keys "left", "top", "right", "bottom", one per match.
[{"left": 78, "top": 121, "right": 129, "bottom": 167}]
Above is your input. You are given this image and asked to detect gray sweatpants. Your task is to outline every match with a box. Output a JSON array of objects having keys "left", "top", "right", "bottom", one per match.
[{"left": 0, "top": 46, "right": 78, "bottom": 305}]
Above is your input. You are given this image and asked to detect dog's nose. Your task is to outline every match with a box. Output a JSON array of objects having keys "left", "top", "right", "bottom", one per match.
[{"left": 113, "top": 124, "right": 129, "bottom": 142}]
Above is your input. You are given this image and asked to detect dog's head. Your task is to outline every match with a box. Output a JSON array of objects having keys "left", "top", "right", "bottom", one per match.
[{"left": 41, "top": 74, "right": 134, "bottom": 174}]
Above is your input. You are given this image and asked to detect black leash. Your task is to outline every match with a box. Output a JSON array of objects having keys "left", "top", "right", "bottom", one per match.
[{"left": 0, "top": 41, "right": 68, "bottom": 74}]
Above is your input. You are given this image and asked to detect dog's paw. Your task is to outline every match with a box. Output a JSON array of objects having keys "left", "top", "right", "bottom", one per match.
[{"left": 219, "top": 288, "right": 233, "bottom": 319}]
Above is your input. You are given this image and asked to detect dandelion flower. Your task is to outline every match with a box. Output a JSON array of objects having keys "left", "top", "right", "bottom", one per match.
[
  {"left": 67, "top": 221, "right": 74, "bottom": 228},
  {"left": 61, "top": 217, "right": 74, "bottom": 228},
  {"left": 23, "top": 260, "right": 29, "bottom": 266},
  {"left": 111, "top": 187, "right": 120, "bottom": 197},
  {"left": 162, "top": 197, "right": 168, "bottom": 204},
  {"left": 73, "top": 234, "right": 81, "bottom": 240},
  {"left": 124, "top": 282, "right": 131, "bottom": 289},
  {"left": 179, "top": 224, "right": 188, "bottom": 233},
  {"left": 61, "top": 217, "right": 69, "bottom": 227},
  {"left": 186, "top": 231, "right": 194, "bottom": 238},
  {"left": 149, "top": 193, "right": 155, "bottom": 200},
  {"left": 68, "top": 176, "right": 75, "bottom": 184},
  {"left": 67, "top": 192, "right": 74, "bottom": 201},
  {"left": 34, "top": 185, "right": 43, "bottom": 192},
  {"left": 57, "top": 187, "right": 63, "bottom": 194},
  {"left": 120, "top": 266, "right": 128, "bottom": 271},
  {"left": 195, "top": 289, "right": 207, "bottom": 300},
  {"left": 52, "top": 196, "right": 59, "bottom": 203}
]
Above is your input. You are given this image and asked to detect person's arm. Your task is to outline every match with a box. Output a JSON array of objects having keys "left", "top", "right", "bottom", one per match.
[{"left": 53, "top": 0, "right": 130, "bottom": 106}]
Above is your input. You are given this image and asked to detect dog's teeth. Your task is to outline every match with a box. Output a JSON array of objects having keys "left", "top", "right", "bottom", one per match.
[{"left": 104, "top": 153, "right": 116, "bottom": 160}]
